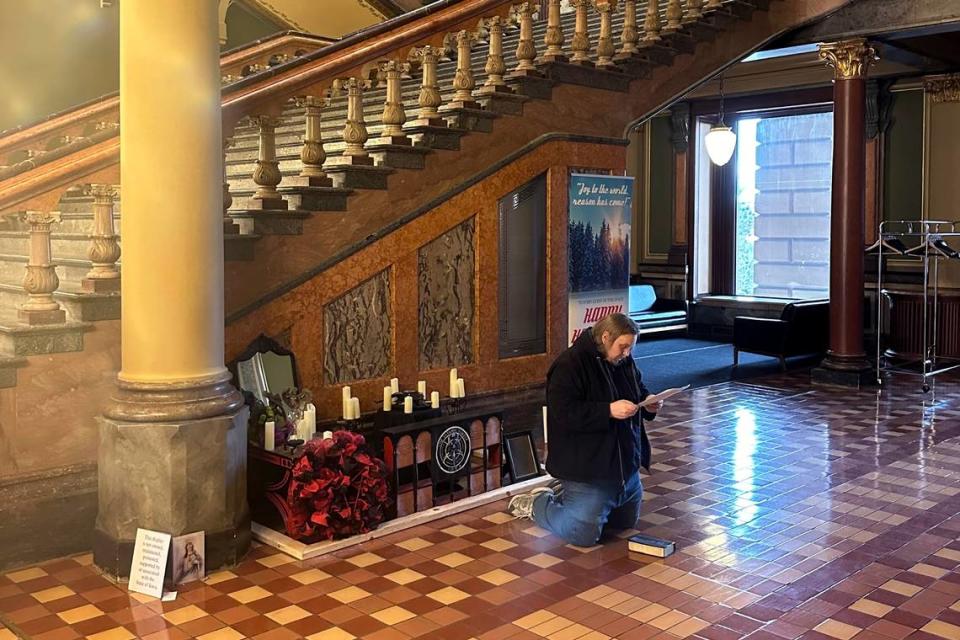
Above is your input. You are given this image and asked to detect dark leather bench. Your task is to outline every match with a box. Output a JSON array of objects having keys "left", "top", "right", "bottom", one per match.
[
  {"left": 629, "top": 285, "right": 687, "bottom": 335},
  {"left": 733, "top": 299, "right": 829, "bottom": 370}
]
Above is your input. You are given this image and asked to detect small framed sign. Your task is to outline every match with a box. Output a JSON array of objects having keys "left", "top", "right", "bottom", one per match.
[
  {"left": 129, "top": 528, "right": 171, "bottom": 599},
  {"left": 504, "top": 430, "right": 543, "bottom": 483}
]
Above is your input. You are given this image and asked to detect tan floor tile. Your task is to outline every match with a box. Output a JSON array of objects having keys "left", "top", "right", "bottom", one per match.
[
  {"left": 257, "top": 553, "right": 295, "bottom": 568},
  {"left": 442, "top": 524, "right": 477, "bottom": 537},
  {"left": 86, "top": 628, "right": 136, "bottom": 640},
  {"left": 5, "top": 567, "right": 47, "bottom": 583},
  {"left": 74, "top": 553, "right": 94, "bottom": 566},
  {"left": 577, "top": 585, "right": 615, "bottom": 602},
  {"left": 31, "top": 585, "right": 75, "bottom": 603},
  {"left": 197, "top": 628, "right": 247, "bottom": 640},
  {"left": 345, "top": 552, "right": 385, "bottom": 568},
  {"left": 922, "top": 620, "right": 960, "bottom": 639},
  {"left": 162, "top": 604, "right": 208, "bottom": 625},
  {"left": 594, "top": 590, "right": 634, "bottom": 609},
  {"left": 483, "top": 512, "right": 515, "bottom": 524},
  {"left": 669, "top": 617, "right": 709, "bottom": 638},
  {"left": 479, "top": 569, "right": 519, "bottom": 586},
  {"left": 530, "top": 615, "right": 574, "bottom": 636},
  {"left": 578, "top": 632, "right": 611, "bottom": 640},
  {"left": 522, "top": 526, "right": 552, "bottom": 538},
  {"left": 630, "top": 603, "right": 671, "bottom": 623},
  {"left": 385, "top": 568, "right": 426, "bottom": 585},
  {"left": 228, "top": 585, "right": 273, "bottom": 603},
  {"left": 329, "top": 586, "right": 372, "bottom": 604},
  {"left": 880, "top": 580, "right": 923, "bottom": 597},
  {"left": 911, "top": 563, "right": 949, "bottom": 579},
  {"left": 57, "top": 604, "right": 105, "bottom": 624},
  {"left": 850, "top": 598, "right": 893, "bottom": 617},
  {"left": 935, "top": 549, "right": 960, "bottom": 562},
  {"left": 524, "top": 553, "right": 562, "bottom": 568},
  {"left": 395, "top": 537, "right": 431, "bottom": 551},
  {"left": 371, "top": 605, "right": 416, "bottom": 625},
  {"left": 306, "top": 629, "right": 357, "bottom": 640},
  {"left": 291, "top": 568, "right": 331, "bottom": 584},
  {"left": 266, "top": 604, "right": 310, "bottom": 625},
  {"left": 427, "top": 586, "right": 470, "bottom": 605},
  {"left": 814, "top": 619, "right": 861, "bottom": 640},
  {"left": 205, "top": 571, "right": 238, "bottom": 585},
  {"left": 481, "top": 538, "right": 518, "bottom": 552},
  {"left": 514, "top": 609, "right": 557, "bottom": 629},
  {"left": 0, "top": 630, "right": 16, "bottom": 640},
  {"left": 436, "top": 552, "right": 473, "bottom": 568},
  {"left": 650, "top": 610, "right": 690, "bottom": 630},
  {"left": 548, "top": 622, "right": 593, "bottom": 639}
]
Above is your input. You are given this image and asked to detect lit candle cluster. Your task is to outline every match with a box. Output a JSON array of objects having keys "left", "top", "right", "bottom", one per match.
[{"left": 341, "top": 386, "right": 361, "bottom": 421}]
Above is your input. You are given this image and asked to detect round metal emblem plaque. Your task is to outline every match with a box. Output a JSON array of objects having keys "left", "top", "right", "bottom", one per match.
[{"left": 435, "top": 425, "right": 471, "bottom": 475}]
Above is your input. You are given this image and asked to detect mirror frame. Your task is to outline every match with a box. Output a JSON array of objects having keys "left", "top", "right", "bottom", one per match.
[{"left": 228, "top": 333, "right": 300, "bottom": 397}]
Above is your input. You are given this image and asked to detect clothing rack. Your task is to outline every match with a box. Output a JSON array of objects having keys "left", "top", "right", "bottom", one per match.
[{"left": 873, "top": 220, "right": 960, "bottom": 392}]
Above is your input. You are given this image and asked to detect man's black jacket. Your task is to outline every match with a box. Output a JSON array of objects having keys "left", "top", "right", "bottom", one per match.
[{"left": 545, "top": 328, "right": 654, "bottom": 486}]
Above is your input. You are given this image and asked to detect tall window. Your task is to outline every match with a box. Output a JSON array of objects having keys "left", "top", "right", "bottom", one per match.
[{"left": 735, "top": 111, "right": 833, "bottom": 298}]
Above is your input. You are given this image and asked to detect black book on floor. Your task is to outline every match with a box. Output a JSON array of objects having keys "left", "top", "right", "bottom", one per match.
[{"left": 628, "top": 534, "right": 675, "bottom": 558}]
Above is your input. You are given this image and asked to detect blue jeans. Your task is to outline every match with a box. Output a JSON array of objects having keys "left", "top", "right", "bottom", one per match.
[{"left": 531, "top": 473, "right": 643, "bottom": 547}]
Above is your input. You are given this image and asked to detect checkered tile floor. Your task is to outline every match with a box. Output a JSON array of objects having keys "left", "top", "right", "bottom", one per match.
[{"left": 4, "top": 372, "right": 960, "bottom": 639}]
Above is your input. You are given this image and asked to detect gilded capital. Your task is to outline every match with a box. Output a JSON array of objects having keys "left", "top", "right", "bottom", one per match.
[
  {"left": 21, "top": 210, "right": 61, "bottom": 228},
  {"left": 923, "top": 74, "right": 960, "bottom": 103},
  {"left": 818, "top": 39, "right": 879, "bottom": 80}
]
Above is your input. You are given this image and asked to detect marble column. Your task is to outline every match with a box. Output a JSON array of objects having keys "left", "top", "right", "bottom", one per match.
[
  {"left": 96, "top": 0, "right": 248, "bottom": 578},
  {"left": 813, "top": 39, "right": 878, "bottom": 387}
]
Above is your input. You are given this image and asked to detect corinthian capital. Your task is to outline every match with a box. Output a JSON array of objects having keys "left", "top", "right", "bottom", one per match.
[
  {"left": 923, "top": 73, "right": 960, "bottom": 103},
  {"left": 818, "top": 39, "right": 879, "bottom": 80}
]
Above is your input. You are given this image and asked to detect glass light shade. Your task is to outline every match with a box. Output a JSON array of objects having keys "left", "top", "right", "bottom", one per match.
[{"left": 705, "top": 124, "right": 737, "bottom": 166}]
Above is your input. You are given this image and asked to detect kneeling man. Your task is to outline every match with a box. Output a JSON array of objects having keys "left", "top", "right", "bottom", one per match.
[{"left": 508, "top": 312, "right": 660, "bottom": 547}]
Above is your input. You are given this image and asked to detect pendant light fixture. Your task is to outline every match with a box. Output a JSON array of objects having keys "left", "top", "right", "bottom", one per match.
[{"left": 705, "top": 73, "right": 737, "bottom": 166}]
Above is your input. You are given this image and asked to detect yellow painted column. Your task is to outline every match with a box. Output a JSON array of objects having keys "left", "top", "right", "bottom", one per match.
[{"left": 112, "top": 0, "right": 239, "bottom": 418}]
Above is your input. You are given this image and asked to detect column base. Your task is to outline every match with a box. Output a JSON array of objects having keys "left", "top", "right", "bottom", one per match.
[
  {"left": 105, "top": 370, "right": 244, "bottom": 423},
  {"left": 18, "top": 307, "right": 66, "bottom": 325},
  {"left": 812, "top": 352, "right": 875, "bottom": 388},
  {"left": 82, "top": 277, "right": 121, "bottom": 293},
  {"left": 93, "top": 408, "right": 251, "bottom": 580},
  {"left": 245, "top": 196, "right": 288, "bottom": 211}
]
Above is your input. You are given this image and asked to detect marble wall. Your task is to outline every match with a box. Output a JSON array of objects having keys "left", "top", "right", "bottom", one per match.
[
  {"left": 418, "top": 218, "right": 475, "bottom": 371},
  {"left": 323, "top": 269, "right": 392, "bottom": 384}
]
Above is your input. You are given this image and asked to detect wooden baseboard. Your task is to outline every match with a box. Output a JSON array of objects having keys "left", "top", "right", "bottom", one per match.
[{"left": 252, "top": 474, "right": 554, "bottom": 560}]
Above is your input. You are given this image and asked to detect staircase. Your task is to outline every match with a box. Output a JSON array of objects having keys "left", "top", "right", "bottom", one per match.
[{"left": 0, "top": 0, "right": 847, "bottom": 391}]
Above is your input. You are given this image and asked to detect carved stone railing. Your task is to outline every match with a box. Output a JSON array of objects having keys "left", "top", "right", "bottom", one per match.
[{"left": 0, "top": 32, "right": 333, "bottom": 177}]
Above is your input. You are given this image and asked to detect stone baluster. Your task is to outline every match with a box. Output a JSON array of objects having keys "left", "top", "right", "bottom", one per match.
[
  {"left": 19, "top": 210, "right": 65, "bottom": 324},
  {"left": 593, "top": 1, "right": 617, "bottom": 69},
  {"left": 409, "top": 45, "right": 445, "bottom": 125},
  {"left": 617, "top": 0, "right": 639, "bottom": 58},
  {"left": 449, "top": 30, "right": 478, "bottom": 108},
  {"left": 251, "top": 115, "right": 286, "bottom": 209},
  {"left": 685, "top": 0, "right": 704, "bottom": 21},
  {"left": 82, "top": 184, "right": 121, "bottom": 293},
  {"left": 510, "top": 3, "right": 539, "bottom": 76},
  {"left": 481, "top": 16, "right": 509, "bottom": 90},
  {"left": 570, "top": 0, "right": 592, "bottom": 65},
  {"left": 542, "top": 0, "right": 567, "bottom": 63},
  {"left": 704, "top": 0, "right": 722, "bottom": 9},
  {"left": 643, "top": 0, "right": 662, "bottom": 42},
  {"left": 338, "top": 77, "right": 371, "bottom": 159},
  {"left": 372, "top": 60, "right": 411, "bottom": 145},
  {"left": 664, "top": 0, "right": 683, "bottom": 31},
  {"left": 298, "top": 96, "right": 328, "bottom": 177}
]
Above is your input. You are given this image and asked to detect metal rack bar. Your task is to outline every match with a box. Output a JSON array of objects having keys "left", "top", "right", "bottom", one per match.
[{"left": 875, "top": 219, "right": 960, "bottom": 392}]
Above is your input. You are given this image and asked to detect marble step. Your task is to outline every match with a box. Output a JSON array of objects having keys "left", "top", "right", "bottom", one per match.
[
  {"left": 0, "top": 283, "right": 120, "bottom": 323},
  {"left": 0, "top": 311, "right": 91, "bottom": 357}
]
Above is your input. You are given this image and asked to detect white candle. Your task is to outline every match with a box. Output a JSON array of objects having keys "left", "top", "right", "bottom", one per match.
[
  {"left": 264, "top": 421, "right": 275, "bottom": 451},
  {"left": 390, "top": 377, "right": 400, "bottom": 394},
  {"left": 449, "top": 368, "right": 458, "bottom": 396},
  {"left": 341, "top": 386, "right": 351, "bottom": 420},
  {"left": 351, "top": 397, "right": 360, "bottom": 421},
  {"left": 305, "top": 404, "right": 316, "bottom": 439},
  {"left": 431, "top": 391, "right": 440, "bottom": 409},
  {"left": 322, "top": 430, "right": 333, "bottom": 440},
  {"left": 383, "top": 386, "right": 392, "bottom": 412},
  {"left": 457, "top": 378, "right": 465, "bottom": 398},
  {"left": 403, "top": 396, "right": 414, "bottom": 414},
  {"left": 542, "top": 405, "right": 548, "bottom": 444},
  {"left": 417, "top": 380, "right": 427, "bottom": 396}
]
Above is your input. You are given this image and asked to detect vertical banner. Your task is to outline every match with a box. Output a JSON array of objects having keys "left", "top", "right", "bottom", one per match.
[{"left": 568, "top": 173, "right": 633, "bottom": 345}]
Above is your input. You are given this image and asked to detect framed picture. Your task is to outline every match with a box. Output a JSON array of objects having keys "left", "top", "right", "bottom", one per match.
[
  {"left": 170, "top": 531, "right": 205, "bottom": 586},
  {"left": 504, "top": 430, "right": 543, "bottom": 483}
]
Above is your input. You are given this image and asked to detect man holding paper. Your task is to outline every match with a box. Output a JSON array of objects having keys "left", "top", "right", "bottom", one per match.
[{"left": 508, "top": 312, "right": 680, "bottom": 547}]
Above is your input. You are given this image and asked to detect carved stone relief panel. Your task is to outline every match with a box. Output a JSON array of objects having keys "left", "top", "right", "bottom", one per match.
[
  {"left": 418, "top": 217, "right": 475, "bottom": 371},
  {"left": 323, "top": 269, "right": 391, "bottom": 384}
]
